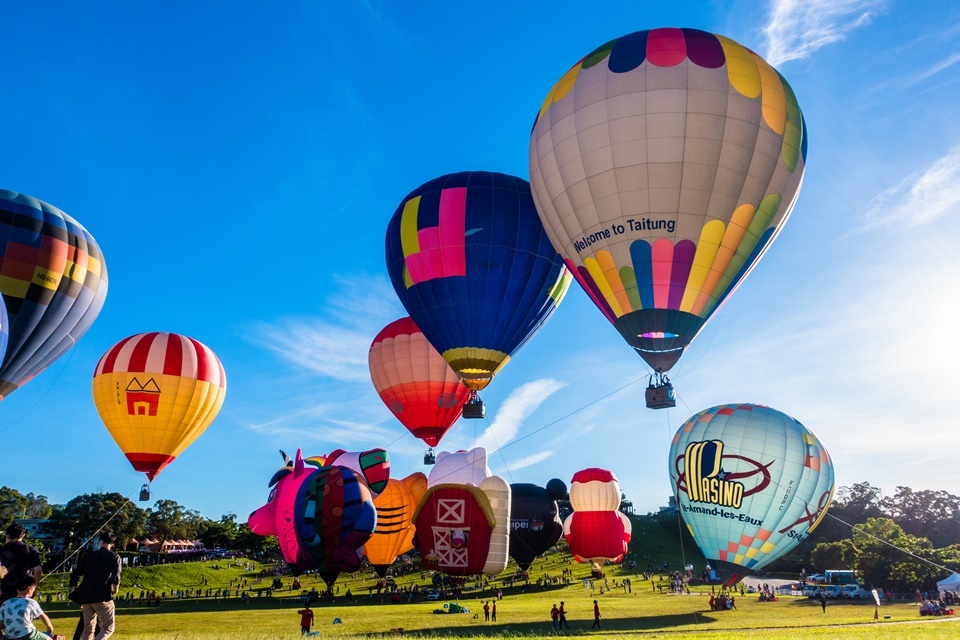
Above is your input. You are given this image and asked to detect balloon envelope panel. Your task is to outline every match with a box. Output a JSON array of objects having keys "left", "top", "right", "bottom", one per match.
[
  {"left": 0, "top": 190, "right": 108, "bottom": 398},
  {"left": 529, "top": 29, "right": 806, "bottom": 372},
  {"left": 668, "top": 403, "right": 834, "bottom": 571},
  {"left": 385, "top": 171, "right": 571, "bottom": 390}
]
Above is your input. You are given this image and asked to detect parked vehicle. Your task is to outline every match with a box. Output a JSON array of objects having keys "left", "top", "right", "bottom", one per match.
[
  {"left": 823, "top": 585, "right": 843, "bottom": 599},
  {"left": 841, "top": 584, "right": 872, "bottom": 599},
  {"left": 425, "top": 589, "right": 440, "bottom": 601},
  {"left": 804, "top": 583, "right": 822, "bottom": 598},
  {"left": 824, "top": 570, "right": 857, "bottom": 585}
]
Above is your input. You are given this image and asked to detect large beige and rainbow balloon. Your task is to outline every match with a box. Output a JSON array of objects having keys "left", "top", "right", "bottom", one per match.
[{"left": 530, "top": 28, "right": 806, "bottom": 372}]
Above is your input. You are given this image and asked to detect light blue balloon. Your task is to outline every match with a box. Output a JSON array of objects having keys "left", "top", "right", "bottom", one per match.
[{"left": 668, "top": 403, "right": 835, "bottom": 571}]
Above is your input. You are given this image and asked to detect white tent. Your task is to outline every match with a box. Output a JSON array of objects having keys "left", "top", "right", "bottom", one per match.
[{"left": 936, "top": 572, "right": 960, "bottom": 593}]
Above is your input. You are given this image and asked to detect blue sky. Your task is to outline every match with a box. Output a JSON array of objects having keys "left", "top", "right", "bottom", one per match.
[{"left": 1, "top": 1, "right": 958, "bottom": 523}]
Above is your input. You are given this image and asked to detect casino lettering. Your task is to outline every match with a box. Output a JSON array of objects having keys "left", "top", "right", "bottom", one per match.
[{"left": 684, "top": 440, "right": 744, "bottom": 509}]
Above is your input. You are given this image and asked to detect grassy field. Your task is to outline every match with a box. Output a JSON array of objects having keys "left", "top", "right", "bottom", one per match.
[{"left": 33, "top": 515, "right": 959, "bottom": 639}]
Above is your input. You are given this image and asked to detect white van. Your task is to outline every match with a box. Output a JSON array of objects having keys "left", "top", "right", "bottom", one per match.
[
  {"left": 841, "top": 584, "right": 872, "bottom": 599},
  {"left": 804, "top": 583, "right": 822, "bottom": 598},
  {"left": 823, "top": 585, "right": 843, "bottom": 599}
]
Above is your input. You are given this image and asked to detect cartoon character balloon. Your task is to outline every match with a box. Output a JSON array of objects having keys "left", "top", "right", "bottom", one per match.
[
  {"left": 92, "top": 332, "right": 226, "bottom": 481},
  {"left": 248, "top": 448, "right": 388, "bottom": 583},
  {"left": 563, "top": 469, "right": 631, "bottom": 565},
  {"left": 362, "top": 473, "right": 428, "bottom": 577},
  {"left": 414, "top": 447, "right": 511, "bottom": 577},
  {"left": 369, "top": 317, "right": 470, "bottom": 447},
  {"left": 529, "top": 29, "right": 807, "bottom": 373},
  {"left": 385, "top": 171, "right": 571, "bottom": 392},
  {"left": 0, "top": 190, "right": 108, "bottom": 399},
  {"left": 509, "top": 479, "right": 566, "bottom": 571},
  {"left": 668, "top": 403, "right": 834, "bottom": 576}
]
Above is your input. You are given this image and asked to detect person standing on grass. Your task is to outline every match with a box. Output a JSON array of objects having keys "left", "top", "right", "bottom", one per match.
[
  {"left": 559, "top": 601, "right": 571, "bottom": 629},
  {"left": 492, "top": 600, "right": 497, "bottom": 621},
  {"left": 550, "top": 603, "right": 559, "bottom": 631},
  {"left": 297, "top": 604, "right": 314, "bottom": 635},
  {"left": 592, "top": 599, "right": 601, "bottom": 628},
  {"left": 483, "top": 600, "right": 490, "bottom": 621},
  {"left": 820, "top": 592, "right": 827, "bottom": 613},
  {"left": 70, "top": 532, "right": 122, "bottom": 640}
]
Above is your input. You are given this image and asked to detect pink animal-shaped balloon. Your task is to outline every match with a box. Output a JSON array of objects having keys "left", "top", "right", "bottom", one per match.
[{"left": 248, "top": 450, "right": 321, "bottom": 570}]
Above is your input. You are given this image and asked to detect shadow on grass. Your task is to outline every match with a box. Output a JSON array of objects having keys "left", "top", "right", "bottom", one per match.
[{"left": 362, "top": 613, "right": 720, "bottom": 637}]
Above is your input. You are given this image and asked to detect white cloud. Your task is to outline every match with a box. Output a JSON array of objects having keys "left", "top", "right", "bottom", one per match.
[
  {"left": 474, "top": 379, "right": 567, "bottom": 452},
  {"left": 763, "top": 0, "right": 883, "bottom": 66},
  {"left": 858, "top": 145, "right": 960, "bottom": 232},
  {"left": 504, "top": 450, "right": 555, "bottom": 472},
  {"left": 248, "top": 274, "right": 404, "bottom": 382}
]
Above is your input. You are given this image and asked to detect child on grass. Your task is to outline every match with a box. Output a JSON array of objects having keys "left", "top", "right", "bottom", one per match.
[{"left": 0, "top": 575, "right": 55, "bottom": 640}]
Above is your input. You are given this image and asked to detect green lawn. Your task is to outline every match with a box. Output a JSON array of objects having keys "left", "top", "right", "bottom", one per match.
[{"left": 33, "top": 516, "right": 960, "bottom": 638}]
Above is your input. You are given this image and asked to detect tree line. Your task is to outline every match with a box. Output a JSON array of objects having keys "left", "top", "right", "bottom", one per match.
[
  {"left": 0, "top": 487, "right": 275, "bottom": 562},
  {"left": 764, "top": 482, "right": 960, "bottom": 591}
]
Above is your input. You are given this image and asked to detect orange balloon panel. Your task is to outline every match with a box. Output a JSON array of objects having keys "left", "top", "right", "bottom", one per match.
[
  {"left": 92, "top": 332, "right": 226, "bottom": 480},
  {"left": 369, "top": 317, "right": 469, "bottom": 447},
  {"left": 362, "top": 472, "right": 427, "bottom": 577}
]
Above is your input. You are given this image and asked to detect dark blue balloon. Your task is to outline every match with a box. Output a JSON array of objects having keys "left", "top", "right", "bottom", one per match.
[{"left": 385, "top": 172, "right": 569, "bottom": 391}]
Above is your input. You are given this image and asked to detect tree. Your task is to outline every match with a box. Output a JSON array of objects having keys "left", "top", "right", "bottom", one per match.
[
  {"left": 44, "top": 493, "right": 147, "bottom": 551},
  {"left": 198, "top": 514, "right": 240, "bottom": 549},
  {"left": 882, "top": 487, "right": 960, "bottom": 549},
  {"left": 810, "top": 539, "right": 856, "bottom": 571},
  {"left": 24, "top": 493, "right": 52, "bottom": 519},
  {"left": 0, "top": 486, "right": 29, "bottom": 528},
  {"left": 146, "top": 499, "right": 200, "bottom": 543},
  {"left": 234, "top": 523, "right": 276, "bottom": 555},
  {"left": 850, "top": 517, "right": 934, "bottom": 590}
]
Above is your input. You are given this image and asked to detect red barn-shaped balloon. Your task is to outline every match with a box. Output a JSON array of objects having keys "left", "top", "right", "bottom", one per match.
[
  {"left": 413, "top": 484, "right": 495, "bottom": 575},
  {"left": 563, "top": 468, "right": 632, "bottom": 564}
]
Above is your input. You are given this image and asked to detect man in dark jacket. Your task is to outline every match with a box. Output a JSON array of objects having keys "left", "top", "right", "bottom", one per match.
[
  {"left": 70, "top": 532, "right": 121, "bottom": 640},
  {"left": 0, "top": 523, "right": 43, "bottom": 605}
]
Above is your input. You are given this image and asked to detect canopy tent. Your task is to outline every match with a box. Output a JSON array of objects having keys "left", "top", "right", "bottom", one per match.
[{"left": 937, "top": 572, "right": 960, "bottom": 593}]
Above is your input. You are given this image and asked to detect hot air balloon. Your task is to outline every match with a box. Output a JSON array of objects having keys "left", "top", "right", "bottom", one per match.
[
  {"left": 369, "top": 317, "right": 470, "bottom": 463},
  {"left": 385, "top": 171, "right": 572, "bottom": 416},
  {"left": 92, "top": 332, "right": 226, "bottom": 498},
  {"left": 668, "top": 403, "right": 835, "bottom": 582},
  {"left": 0, "top": 295, "right": 8, "bottom": 366},
  {"left": 563, "top": 469, "right": 631, "bottom": 572},
  {"left": 509, "top": 479, "right": 566, "bottom": 571},
  {"left": 362, "top": 472, "right": 427, "bottom": 578},
  {"left": 0, "top": 190, "right": 108, "bottom": 399},
  {"left": 296, "top": 464, "right": 378, "bottom": 588},
  {"left": 529, "top": 29, "right": 807, "bottom": 407},
  {"left": 413, "top": 447, "right": 511, "bottom": 578}
]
